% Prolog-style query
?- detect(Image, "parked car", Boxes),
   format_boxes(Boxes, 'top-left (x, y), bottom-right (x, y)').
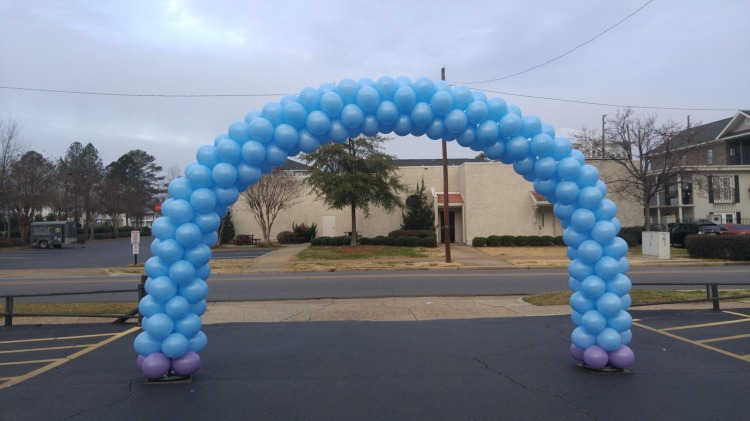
top-left (718, 224), bottom-right (750, 235)
top-left (669, 222), bottom-right (720, 247)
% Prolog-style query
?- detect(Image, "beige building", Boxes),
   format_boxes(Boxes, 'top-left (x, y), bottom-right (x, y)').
top-left (231, 158), bottom-right (644, 244)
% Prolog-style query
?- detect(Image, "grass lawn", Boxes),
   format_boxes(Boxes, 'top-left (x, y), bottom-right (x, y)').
top-left (296, 245), bottom-right (432, 261)
top-left (2, 302), bottom-right (135, 316)
top-left (523, 289), bottom-right (750, 306)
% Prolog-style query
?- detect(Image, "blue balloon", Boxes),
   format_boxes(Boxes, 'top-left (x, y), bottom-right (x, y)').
top-left (483, 141), bottom-right (506, 160)
top-left (577, 240), bottom-right (603, 264)
top-left (156, 239), bottom-right (184, 264)
top-left (334, 78), bottom-right (359, 104)
top-left (425, 119), bottom-right (446, 140)
top-left (570, 208), bottom-right (596, 232)
top-left (393, 85), bottom-right (417, 112)
top-left (445, 109), bottom-right (468, 134)
top-left (184, 243), bottom-right (212, 268)
top-left (216, 138), bottom-right (241, 164)
top-left (196, 144), bottom-right (217, 167)
top-left (581, 275), bottom-right (606, 298)
top-left (375, 101), bottom-right (399, 125)
top-left (553, 203), bottom-right (577, 221)
top-left (261, 102), bottom-right (284, 126)
top-left (571, 326), bottom-right (597, 349)
top-left (530, 133), bottom-right (554, 158)
top-left (466, 101), bottom-right (489, 125)
top-left (248, 117), bottom-right (274, 144)
top-left (273, 124), bottom-right (298, 149)
top-left (134, 331), bottom-right (162, 356)
top-left (591, 221), bottom-right (616, 245)
top-left (151, 216), bottom-right (177, 239)
top-left (551, 136), bottom-right (573, 160)
top-left (327, 120), bottom-right (349, 143)
top-left (569, 258), bottom-right (594, 281)
top-left (320, 91), bottom-right (344, 117)
top-left (165, 295), bottom-right (191, 320)
top-left (298, 129), bottom-right (321, 153)
top-left (486, 97), bottom-right (508, 121)
top-left (563, 227), bottom-right (590, 248)
top-left (596, 327), bottom-right (622, 351)
top-left (393, 115), bottom-right (413, 137)
top-left (169, 260), bottom-right (196, 286)
top-left (413, 77), bottom-right (437, 102)
top-left (596, 292), bottom-right (623, 317)
top-left (190, 299), bottom-right (207, 316)
top-left (340, 104), bottom-right (365, 129)
top-left (283, 101), bottom-right (307, 128)
top-left (576, 165), bottom-right (599, 187)
top-left (512, 155), bottom-right (535, 175)
top-left (175, 313), bottom-right (202, 337)
top-left (306, 110), bottom-right (331, 136)
top-left (499, 113), bottom-right (522, 137)
top-left (476, 120), bottom-right (499, 145)
top-left (534, 156), bottom-right (557, 180)
top-left (620, 329), bottom-right (633, 346)
top-left (595, 256), bottom-right (621, 280)
top-left (298, 87), bottom-right (321, 112)
top-left (179, 278), bottom-right (208, 303)
top-left (570, 291), bottom-right (596, 313)
top-left (582, 309), bottom-right (607, 333)
top-left (168, 178), bottom-right (194, 201)
top-left (375, 76), bottom-right (398, 100)
top-left (555, 181), bottom-right (580, 205)
top-left (595, 199), bottom-right (618, 221)
top-left (607, 273), bottom-right (633, 296)
top-left (568, 276), bottom-right (582, 292)
top-left (212, 162), bottom-right (238, 187)
top-left (456, 127), bottom-right (476, 148)
top-left (410, 102), bottom-right (433, 127)
top-left (139, 295), bottom-right (165, 318)
top-left (533, 177), bottom-right (557, 197)
top-left (603, 236), bottom-right (628, 259)
top-left (567, 246), bottom-right (578, 260)
top-left (520, 115), bottom-right (542, 138)
top-left (227, 121), bottom-right (250, 143)
top-left (166, 199), bottom-right (194, 225)
top-left (607, 310), bottom-right (633, 332)
top-left (193, 211), bottom-right (221, 234)
top-left (356, 85), bottom-right (380, 112)
top-left (145, 276), bottom-right (178, 302)
top-left (430, 90), bottom-right (454, 116)
top-left (557, 157), bottom-right (581, 180)
top-left (186, 164), bottom-right (213, 189)
top-left (214, 185), bottom-right (240, 207)
top-left (451, 85), bottom-right (473, 110)
top-left (145, 312), bottom-right (175, 340)
top-left (162, 332), bottom-right (190, 359)
top-left (144, 256), bottom-right (169, 278)
top-left (188, 330), bottom-right (208, 353)
top-left (506, 136), bottom-right (529, 159)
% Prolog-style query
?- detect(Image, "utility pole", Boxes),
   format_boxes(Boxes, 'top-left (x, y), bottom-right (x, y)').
top-left (441, 67), bottom-right (451, 263)
top-left (601, 114), bottom-right (607, 159)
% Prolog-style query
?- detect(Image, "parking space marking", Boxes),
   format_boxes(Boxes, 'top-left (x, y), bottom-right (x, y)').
top-left (723, 310), bottom-right (750, 319)
top-left (0, 333), bottom-right (116, 345)
top-left (697, 333), bottom-right (750, 344)
top-left (660, 318), bottom-right (750, 332)
top-left (634, 321), bottom-right (748, 362)
top-left (0, 326), bottom-right (139, 391)
top-left (0, 344), bottom-right (91, 354)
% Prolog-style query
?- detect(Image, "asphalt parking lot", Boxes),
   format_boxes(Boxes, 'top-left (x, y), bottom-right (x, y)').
top-left (1, 308), bottom-right (749, 420)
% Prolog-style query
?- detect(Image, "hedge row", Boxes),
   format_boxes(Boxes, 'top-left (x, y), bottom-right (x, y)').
top-left (472, 235), bottom-right (564, 247)
top-left (311, 235), bottom-right (437, 248)
top-left (686, 235), bottom-right (750, 260)
top-left (387, 230), bottom-right (436, 239)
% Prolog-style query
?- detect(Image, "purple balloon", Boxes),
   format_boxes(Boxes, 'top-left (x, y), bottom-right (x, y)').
top-left (569, 344), bottom-right (585, 362)
top-left (140, 352), bottom-right (170, 380)
top-left (583, 345), bottom-right (609, 370)
top-left (136, 354), bottom-right (145, 371)
top-left (171, 351), bottom-right (202, 376)
top-left (608, 345), bottom-right (635, 368)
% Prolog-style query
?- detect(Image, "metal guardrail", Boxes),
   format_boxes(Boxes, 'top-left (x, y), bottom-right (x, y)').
top-left (1, 276), bottom-right (146, 327)
top-left (631, 282), bottom-right (750, 310)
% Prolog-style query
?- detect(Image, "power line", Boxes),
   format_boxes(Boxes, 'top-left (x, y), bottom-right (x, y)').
top-left (475, 88), bottom-right (737, 112)
top-left (0, 83), bottom-right (738, 112)
top-left (0, 85), bottom-right (284, 98)
top-left (453, 0), bottom-right (655, 85)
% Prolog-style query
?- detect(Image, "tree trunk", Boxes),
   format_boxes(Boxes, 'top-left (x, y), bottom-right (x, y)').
top-left (350, 202), bottom-right (358, 246)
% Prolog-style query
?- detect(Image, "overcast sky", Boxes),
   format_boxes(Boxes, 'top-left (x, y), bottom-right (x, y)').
top-left (1, 0), bottom-right (747, 173)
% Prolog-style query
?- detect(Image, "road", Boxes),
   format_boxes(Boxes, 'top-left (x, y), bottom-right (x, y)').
top-left (2, 266), bottom-right (750, 303)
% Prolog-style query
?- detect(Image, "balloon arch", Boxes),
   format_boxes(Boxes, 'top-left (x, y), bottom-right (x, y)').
top-left (134, 76), bottom-right (635, 378)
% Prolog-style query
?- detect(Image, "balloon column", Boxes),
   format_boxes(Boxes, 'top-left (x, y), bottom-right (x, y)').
top-left (134, 76), bottom-right (634, 378)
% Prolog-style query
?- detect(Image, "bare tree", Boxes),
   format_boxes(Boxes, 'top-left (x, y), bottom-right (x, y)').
top-left (240, 170), bottom-right (304, 244)
top-left (0, 118), bottom-right (28, 237)
top-left (7, 151), bottom-right (53, 241)
top-left (573, 108), bottom-right (704, 229)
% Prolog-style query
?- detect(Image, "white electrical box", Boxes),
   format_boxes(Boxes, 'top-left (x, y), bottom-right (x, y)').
top-left (642, 232), bottom-right (670, 260)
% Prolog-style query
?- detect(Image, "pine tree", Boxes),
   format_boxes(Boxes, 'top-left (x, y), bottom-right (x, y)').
top-left (401, 178), bottom-right (435, 231)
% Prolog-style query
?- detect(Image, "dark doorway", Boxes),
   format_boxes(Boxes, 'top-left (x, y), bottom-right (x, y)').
top-left (439, 210), bottom-right (455, 243)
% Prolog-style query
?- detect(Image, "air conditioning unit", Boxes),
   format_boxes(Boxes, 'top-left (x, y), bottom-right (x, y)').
top-left (709, 214), bottom-right (723, 223)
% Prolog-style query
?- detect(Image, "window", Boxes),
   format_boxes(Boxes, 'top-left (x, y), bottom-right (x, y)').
top-left (711, 176), bottom-right (734, 204)
top-left (707, 149), bottom-right (714, 165)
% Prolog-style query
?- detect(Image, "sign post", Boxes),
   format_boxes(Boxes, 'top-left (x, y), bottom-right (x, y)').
top-left (131, 230), bottom-right (141, 265)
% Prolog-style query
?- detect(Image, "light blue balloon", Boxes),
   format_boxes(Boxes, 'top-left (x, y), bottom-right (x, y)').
top-left (575, 164), bottom-right (599, 187)
top-left (192, 211), bottom-right (220, 234)
top-left (571, 326), bottom-right (597, 349)
top-left (305, 110), bottom-right (330, 136)
top-left (139, 295), bottom-right (165, 318)
top-left (156, 239), bottom-right (184, 264)
top-left (620, 329), bottom-right (632, 345)
top-left (581, 275), bottom-right (606, 298)
top-left (425, 119), bottom-right (446, 140)
top-left (151, 216), bottom-right (177, 239)
top-left (213, 185), bottom-right (239, 207)
top-left (466, 101), bottom-right (489, 126)
top-left (563, 227), bottom-right (589, 248)
top-left (340, 104), bottom-right (365, 129)
top-left (456, 127), bottom-right (476, 148)
top-left (607, 310), bottom-right (633, 332)
top-left (175, 223), bottom-right (202, 248)
top-left (186, 164), bottom-right (213, 189)
top-left (216, 138), bottom-right (241, 164)
top-left (506, 136), bottom-right (529, 159)
top-left (542, 123), bottom-right (555, 138)
top-left (202, 230), bottom-right (219, 248)
top-left (551, 136), bottom-right (573, 160)
top-left (591, 221), bottom-right (616, 245)
top-left (184, 243), bottom-right (211, 268)
top-left (602, 236), bottom-right (628, 259)
top-left (175, 313), bottom-right (202, 337)
top-left (298, 129), bottom-right (321, 153)
top-left (566, 246), bottom-right (578, 260)
top-left (393, 85), bottom-right (417, 112)
top-left (571, 149), bottom-right (586, 165)
top-left (582, 309), bottom-right (607, 333)
top-left (168, 178), bottom-right (194, 201)
top-left (499, 113), bottom-right (522, 137)
top-left (520, 115), bottom-right (542, 138)
top-left (248, 117), bottom-right (274, 144)
top-left (241, 140), bottom-right (266, 165)
top-left (190, 299), bottom-right (207, 316)
top-left (320, 91), bottom-right (343, 117)
top-left (375, 76), bottom-right (398, 100)
top-left (595, 199), bottom-right (617, 221)
top-left (568, 258), bottom-right (594, 281)
top-left (145, 312), bottom-right (174, 340)
top-left (450, 85), bottom-right (473, 110)
top-left (413, 77), bottom-right (437, 102)
top-left (557, 157), bottom-right (581, 180)
top-left (393, 115), bottom-right (412, 137)
top-left (356, 85), bottom-right (380, 112)
top-left (553, 203), bottom-right (576, 221)
top-left (595, 256), bottom-right (621, 280)
top-left (162, 332), bottom-right (189, 359)
top-left (196, 144), bottom-right (217, 167)
top-left (619, 257), bottom-right (630, 274)
top-left (212, 162), bottom-right (238, 188)
top-left (529, 133), bottom-right (554, 158)
top-left (570, 208), bottom-right (596, 232)
top-left (512, 155), bottom-right (535, 175)
top-left (568, 276), bottom-right (582, 292)
top-left (444, 109), bottom-right (468, 134)
top-left (570, 291), bottom-right (596, 313)
top-left (476, 120), bottom-right (499, 145)
top-left (134, 331), bottom-right (162, 356)
top-left (555, 180), bottom-right (580, 205)
top-left (188, 330), bottom-right (208, 353)
top-left (166, 295), bottom-right (191, 320)
top-left (179, 278), bottom-right (208, 303)
top-left (273, 124), bottom-right (298, 149)
top-left (375, 101), bottom-right (399, 125)
top-left (430, 90), bottom-right (454, 116)
top-left (571, 310), bottom-right (583, 326)
top-left (334, 78), bottom-right (359, 104)
top-left (596, 327), bottom-right (622, 351)
top-left (144, 256), bottom-right (169, 278)
top-left (578, 240), bottom-right (603, 264)
top-left (327, 120), bottom-right (349, 143)
top-left (298, 87), bottom-right (321, 112)
top-left (607, 273), bottom-right (633, 296)
top-left (533, 177), bottom-right (557, 197)
top-left (534, 156), bottom-right (557, 180)
top-left (487, 97), bottom-right (508, 121)
top-left (145, 276), bottom-right (178, 302)
top-left (596, 292), bottom-right (622, 317)
top-left (169, 260), bottom-right (195, 286)
top-left (410, 102), bottom-right (433, 127)
top-left (283, 101), bottom-right (307, 128)
top-left (483, 141), bottom-right (506, 160)
top-left (236, 163), bottom-right (262, 188)
top-left (261, 102), bottom-right (284, 126)
top-left (227, 121), bottom-right (250, 144)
